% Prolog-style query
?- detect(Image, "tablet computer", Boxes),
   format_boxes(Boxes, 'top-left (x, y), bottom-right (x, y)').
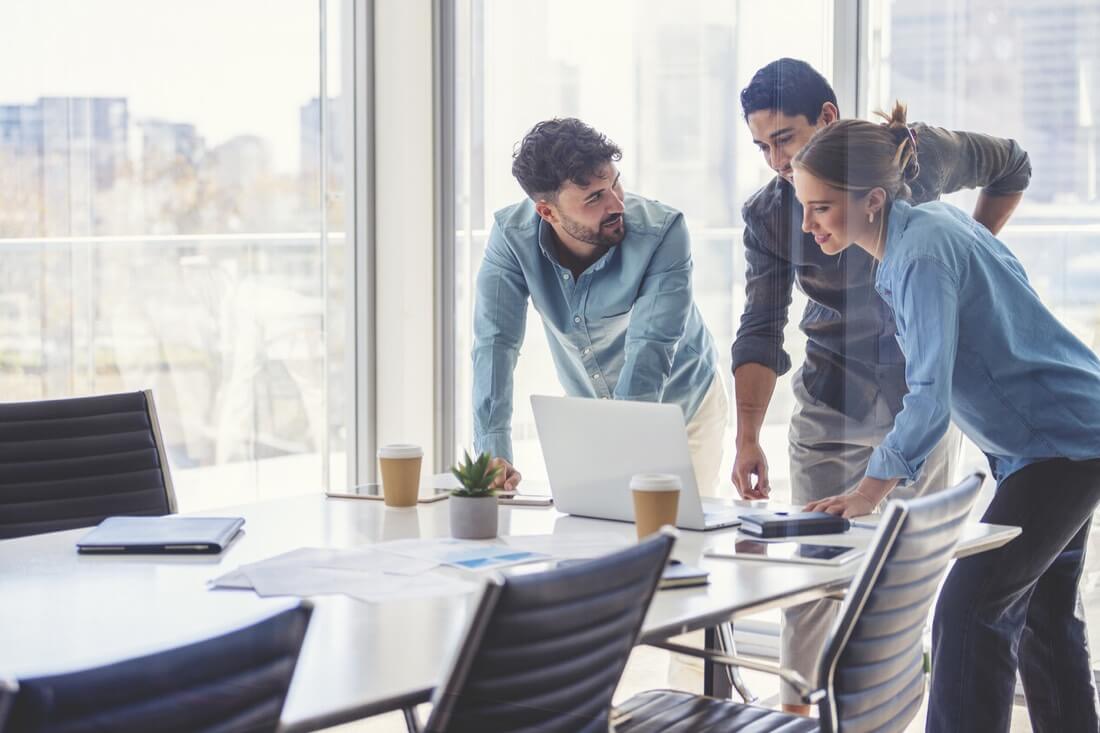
top-left (77, 516), bottom-right (245, 554)
top-left (705, 538), bottom-right (863, 566)
top-left (325, 483), bottom-right (450, 503)
top-left (497, 493), bottom-right (553, 507)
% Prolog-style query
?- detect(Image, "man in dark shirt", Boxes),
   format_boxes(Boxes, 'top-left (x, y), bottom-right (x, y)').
top-left (729, 58), bottom-right (1031, 713)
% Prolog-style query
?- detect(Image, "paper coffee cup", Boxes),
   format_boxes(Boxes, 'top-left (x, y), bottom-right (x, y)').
top-left (630, 473), bottom-right (680, 539)
top-left (378, 444), bottom-right (423, 508)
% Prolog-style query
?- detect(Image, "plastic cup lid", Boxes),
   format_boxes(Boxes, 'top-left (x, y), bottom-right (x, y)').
top-left (377, 444), bottom-right (424, 459)
top-left (629, 473), bottom-right (681, 491)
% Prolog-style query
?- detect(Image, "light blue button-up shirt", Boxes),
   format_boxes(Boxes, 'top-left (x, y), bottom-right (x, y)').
top-left (867, 199), bottom-right (1100, 484)
top-left (472, 193), bottom-right (718, 462)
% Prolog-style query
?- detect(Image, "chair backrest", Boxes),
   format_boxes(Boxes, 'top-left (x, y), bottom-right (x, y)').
top-left (425, 530), bottom-right (676, 733)
top-left (0, 389), bottom-right (177, 539)
top-left (0, 677), bottom-right (16, 733)
top-left (816, 472), bottom-right (985, 733)
top-left (7, 602), bottom-right (311, 733)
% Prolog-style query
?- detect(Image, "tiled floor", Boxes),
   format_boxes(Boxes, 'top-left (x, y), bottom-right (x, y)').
top-left (319, 640), bottom-right (1036, 732)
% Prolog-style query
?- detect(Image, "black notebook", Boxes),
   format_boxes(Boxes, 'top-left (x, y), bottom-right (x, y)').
top-left (659, 560), bottom-right (709, 589)
top-left (737, 511), bottom-right (850, 539)
top-left (77, 516), bottom-right (245, 554)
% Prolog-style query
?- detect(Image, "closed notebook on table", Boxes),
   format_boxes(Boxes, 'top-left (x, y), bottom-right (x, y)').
top-left (659, 560), bottom-right (709, 589)
top-left (76, 516), bottom-right (245, 554)
top-left (737, 511), bottom-right (849, 538)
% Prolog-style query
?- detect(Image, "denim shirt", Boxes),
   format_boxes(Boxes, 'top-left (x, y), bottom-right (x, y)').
top-left (867, 200), bottom-right (1100, 484)
top-left (472, 194), bottom-right (718, 462)
top-left (731, 124), bottom-right (1032, 420)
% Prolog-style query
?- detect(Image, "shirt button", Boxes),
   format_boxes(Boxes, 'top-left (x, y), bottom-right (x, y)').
top-left (592, 373), bottom-right (601, 380)
top-left (562, 273), bottom-right (570, 280)
top-left (573, 316), bottom-right (581, 324)
top-left (582, 348), bottom-right (590, 355)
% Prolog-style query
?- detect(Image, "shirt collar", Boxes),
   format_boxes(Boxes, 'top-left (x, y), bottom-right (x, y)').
top-left (536, 218), bottom-right (557, 261)
top-left (537, 217), bottom-right (618, 273)
top-left (878, 198), bottom-right (913, 289)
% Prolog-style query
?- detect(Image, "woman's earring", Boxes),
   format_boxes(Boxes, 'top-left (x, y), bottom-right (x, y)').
top-left (868, 212), bottom-right (875, 224)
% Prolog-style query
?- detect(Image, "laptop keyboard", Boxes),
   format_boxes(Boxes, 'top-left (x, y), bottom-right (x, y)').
top-left (701, 501), bottom-right (742, 522)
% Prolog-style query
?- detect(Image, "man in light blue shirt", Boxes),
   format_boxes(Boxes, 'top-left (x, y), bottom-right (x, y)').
top-left (472, 118), bottom-right (724, 492)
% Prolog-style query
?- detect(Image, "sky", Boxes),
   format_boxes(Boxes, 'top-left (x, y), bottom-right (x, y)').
top-left (0, 0), bottom-right (827, 178)
top-left (2, 0), bottom-right (339, 172)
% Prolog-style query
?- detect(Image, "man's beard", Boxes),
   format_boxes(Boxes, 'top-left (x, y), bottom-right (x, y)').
top-left (560, 212), bottom-right (626, 249)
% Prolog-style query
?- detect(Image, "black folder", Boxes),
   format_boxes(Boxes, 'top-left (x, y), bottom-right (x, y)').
top-left (737, 511), bottom-right (850, 538)
top-left (77, 516), bottom-right (245, 554)
top-left (659, 560), bottom-right (710, 589)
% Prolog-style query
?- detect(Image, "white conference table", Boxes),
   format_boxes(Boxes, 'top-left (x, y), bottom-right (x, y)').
top-left (0, 491), bottom-right (1020, 732)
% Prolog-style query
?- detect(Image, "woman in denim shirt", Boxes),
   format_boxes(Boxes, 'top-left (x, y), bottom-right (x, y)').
top-left (789, 104), bottom-right (1100, 732)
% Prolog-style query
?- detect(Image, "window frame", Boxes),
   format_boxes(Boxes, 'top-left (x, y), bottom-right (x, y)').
top-left (345, 0), bottom-right (378, 485)
top-left (433, 0), bottom-right (861, 471)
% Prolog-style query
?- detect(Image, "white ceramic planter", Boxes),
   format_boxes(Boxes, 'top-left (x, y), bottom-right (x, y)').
top-left (449, 495), bottom-right (499, 539)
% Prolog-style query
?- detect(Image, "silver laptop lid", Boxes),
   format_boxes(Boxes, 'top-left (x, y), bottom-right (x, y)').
top-left (530, 395), bottom-right (710, 530)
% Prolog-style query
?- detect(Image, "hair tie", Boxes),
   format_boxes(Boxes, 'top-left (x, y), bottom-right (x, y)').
top-left (892, 125), bottom-right (917, 171)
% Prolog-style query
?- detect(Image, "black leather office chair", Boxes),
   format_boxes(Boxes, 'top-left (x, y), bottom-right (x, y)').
top-left (614, 472), bottom-right (986, 733)
top-left (0, 676), bottom-right (16, 733)
top-left (408, 529), bottom-right (676, 733)
top-left (7, 602), bottom-right (311, 733)
top-left (0, 389), bottom-right (177, 539)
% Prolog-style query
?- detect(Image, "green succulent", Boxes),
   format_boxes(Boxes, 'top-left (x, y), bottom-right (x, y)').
top-left (450, 450), bottom-right (502, 498)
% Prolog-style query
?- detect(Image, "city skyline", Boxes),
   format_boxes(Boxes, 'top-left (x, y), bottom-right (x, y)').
top-left (2, 0), bottom-right (333, 174)
top-left (2, 0), bottom-right (1099, 495)
top-left (0, 94), bottom-right (341, 239)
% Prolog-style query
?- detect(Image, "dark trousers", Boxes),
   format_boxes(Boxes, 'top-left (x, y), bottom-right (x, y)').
top-left (928, 458), bottom-right (1100, 733)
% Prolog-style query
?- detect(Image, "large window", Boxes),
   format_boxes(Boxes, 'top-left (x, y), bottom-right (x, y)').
top-left (452, 0), bottom-right (832, 498)
top-left (867, 0), bottom-right (1100, 662)
top-left (867, 0), bottom-right (1100, 351)
top-left (0, 1), bottom-right (350, 509)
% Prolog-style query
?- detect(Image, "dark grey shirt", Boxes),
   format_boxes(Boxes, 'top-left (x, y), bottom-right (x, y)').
top-left (730, 123), bottom-right (1032, 420)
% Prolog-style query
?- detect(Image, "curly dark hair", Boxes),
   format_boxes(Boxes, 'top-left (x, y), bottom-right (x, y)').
top-left (740, 58), bottom-right (839, 123)
top-left (511, 118), bottom-right (622, 200)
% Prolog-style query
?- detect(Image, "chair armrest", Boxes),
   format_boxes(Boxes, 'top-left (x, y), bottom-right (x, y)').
top-left (648, 640), bottom-right (826, 705)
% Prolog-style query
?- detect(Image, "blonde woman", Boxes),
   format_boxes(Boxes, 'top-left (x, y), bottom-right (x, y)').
top-left (790, 104), bottom-right (1100, 732)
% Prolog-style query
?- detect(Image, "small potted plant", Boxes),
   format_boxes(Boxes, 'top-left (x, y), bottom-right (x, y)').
top-left (449, 450), bottom-right (501, 539)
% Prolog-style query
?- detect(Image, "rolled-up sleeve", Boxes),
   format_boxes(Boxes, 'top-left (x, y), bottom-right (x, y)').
top-left (730, 218), bottom-right (795, 376)
top-left (471, 224), bottom-right (529, 462)
top-left (613, 214), bottom-right (693, 403)
top-left (923, 126), bottom-right (1032, 197)
top-left (867, 257), bottom-right (958, 482)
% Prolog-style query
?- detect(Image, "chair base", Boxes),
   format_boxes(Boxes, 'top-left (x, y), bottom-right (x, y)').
top-left (613, 690), bottom-right (820, 732)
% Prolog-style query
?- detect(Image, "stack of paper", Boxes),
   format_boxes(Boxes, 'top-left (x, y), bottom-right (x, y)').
top-left (209, 535), bottom-right (626, 604)
top-left (210, 546), bottom-right (478, 603)
top-left (378, 538), bottom-right (550, 570)
top-left (499, 533), bottom-right (631, 560)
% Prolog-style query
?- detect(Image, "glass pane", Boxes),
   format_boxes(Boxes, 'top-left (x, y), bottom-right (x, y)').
top-left (0, 0), bottom-right (349, 509)
top-left (453, 0), bottom-right (831, 499)
top-left (868, 0), bottom-right (1100, 665)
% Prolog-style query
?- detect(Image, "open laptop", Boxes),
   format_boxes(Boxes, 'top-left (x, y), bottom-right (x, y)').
top-left (530, 395), bottom-right (741, 531)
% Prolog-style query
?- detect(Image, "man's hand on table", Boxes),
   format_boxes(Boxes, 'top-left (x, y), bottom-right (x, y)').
top-left (732, 440), bottom-right (771, 500)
